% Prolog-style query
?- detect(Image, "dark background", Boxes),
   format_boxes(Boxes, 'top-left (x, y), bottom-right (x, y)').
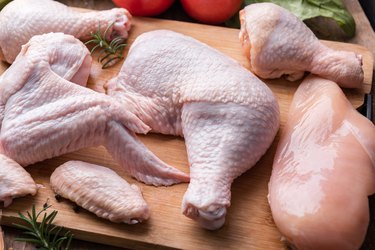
top-left (360, 0), bottom-right (375, 31)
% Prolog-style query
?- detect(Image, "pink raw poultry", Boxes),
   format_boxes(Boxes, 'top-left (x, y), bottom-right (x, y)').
top-left (269, 75), bottom-right (375, 249)
top-left (239, 3), bottom-right (363, 88)
top-left (0, 32), bottom-right (188, 186)
top-left (51, 161), bottom-right (150, 224)
top-left (106, 30), bottom-right (280, 230)
top-left (0, 0), bottom-right (131, 64)
top-left (0, 153), bottom-right (38, 207)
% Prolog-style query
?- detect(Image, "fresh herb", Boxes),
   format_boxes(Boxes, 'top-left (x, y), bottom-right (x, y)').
top-left (85, 22), bottom-right (127, 69)
top-left (12, 203), bottom-right (73, 250)
top-left (226, 0), bottom-right (355, 40)
top-left (0, 0), bottom-right (12, 11)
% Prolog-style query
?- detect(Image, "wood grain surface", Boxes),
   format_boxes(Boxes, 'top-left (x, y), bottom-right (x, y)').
top-left (0, 16), bottom-right (373, 249)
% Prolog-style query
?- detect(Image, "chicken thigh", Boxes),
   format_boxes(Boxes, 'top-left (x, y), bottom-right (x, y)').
top-left (51, 161), bottom-right (150, 224)
top-left (0, 0), bottom-right (131, 64)
top-left (106, 30), bottom-right (280, 229)
top-left (0, 32), bottom-right (188, 186)
top-left (239, 3), bottom-right (363, 88)
top-left (0, 153), bottom-right (38, 207)
top-left (269, 75), bottom-right (375, 249)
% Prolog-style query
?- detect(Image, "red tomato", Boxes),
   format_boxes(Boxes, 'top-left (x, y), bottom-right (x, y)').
top-left (181, 0), bottom-right (243, 24)
top-left (112, 0), bottom-right (175, 17)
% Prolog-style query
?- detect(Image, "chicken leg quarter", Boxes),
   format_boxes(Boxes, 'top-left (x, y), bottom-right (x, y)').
top-left (0, 0), bottom-right (132, 64)
top-left (106, 30), bottom-right (280, 229)
top-left (0, 32), bottom-right (188, 186)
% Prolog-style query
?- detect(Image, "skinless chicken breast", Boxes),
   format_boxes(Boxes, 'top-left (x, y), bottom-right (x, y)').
top-left (269, 75), bottom-right (375, 249)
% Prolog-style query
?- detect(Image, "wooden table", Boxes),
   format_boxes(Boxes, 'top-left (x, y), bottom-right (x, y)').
top-left (2, 0), bottom-right (375, 249)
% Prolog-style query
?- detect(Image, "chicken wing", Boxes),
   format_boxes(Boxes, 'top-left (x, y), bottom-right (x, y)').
top-left (0, 33), bottom-right (188, 186)
top-left (0, 154), bottom-right (38, 207)
top-left (51, 161), bottom-right (149, 224)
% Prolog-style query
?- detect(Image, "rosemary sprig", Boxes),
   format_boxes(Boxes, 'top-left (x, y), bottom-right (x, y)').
top-left (85, 22), bottom-right (127, 69)
top-left (12, 203), bottom-right (73, 250)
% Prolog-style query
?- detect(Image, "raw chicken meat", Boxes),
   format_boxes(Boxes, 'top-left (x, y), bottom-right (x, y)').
top-left (0, 0), bottom-right (132, 64)
top-left (0, 32), bottom-right (188, 186)
top-left (106, 30), bottom-right (280, 230)
top-left (239, 3), bottom-right (363, 88)
top-left (0, 153), bottom-right (38, 207)
top-left (51, 161), bottom-right (150, 224)
top-left (269, 75), bottom-right (375, 249)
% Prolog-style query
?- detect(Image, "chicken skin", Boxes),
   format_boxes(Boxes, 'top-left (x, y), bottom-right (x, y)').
top-left (0, 0), bottom-right (132, 64)
top-left (239, 3), bottom-right (363, 88)
top-left (0, 153), bottom-right (38, 207)
top-left (269, 75), bottom-right (375, 249)
top-left (0, 32), bottom-right (188, 186)
top-left (106, 30), bottom-right (280, 230)
top-left (51, 161), bottom-right (150, 224)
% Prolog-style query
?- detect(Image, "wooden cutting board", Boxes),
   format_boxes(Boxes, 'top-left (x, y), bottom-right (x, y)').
top-left (0, 17), bottom-right (373, 249)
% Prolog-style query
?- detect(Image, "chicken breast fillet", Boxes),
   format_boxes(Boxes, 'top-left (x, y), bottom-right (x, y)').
top-left (106, 30), bottom-right (280, 229)
top-left (269, 75), bottom-right (375, 249)
top-left (0, 153), bottom-right (38, 207)
top-left (51, 161), bottom-right (150, 224)
top-left (239, 3), bottom-right (363, 88)
top-left (0, 32), bottom-right (188, 186)
top-left (0, 0), bottom-right (132, 64)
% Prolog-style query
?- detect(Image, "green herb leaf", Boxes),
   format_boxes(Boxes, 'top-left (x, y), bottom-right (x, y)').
top-left (85, 22), bottom-right (127, 69)
top-left (0, 0), bottom-right (12, 11)
top-left (237, 0), bottom-right (355, 39)
top-left (13, 204), bottom-right (73, 250)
